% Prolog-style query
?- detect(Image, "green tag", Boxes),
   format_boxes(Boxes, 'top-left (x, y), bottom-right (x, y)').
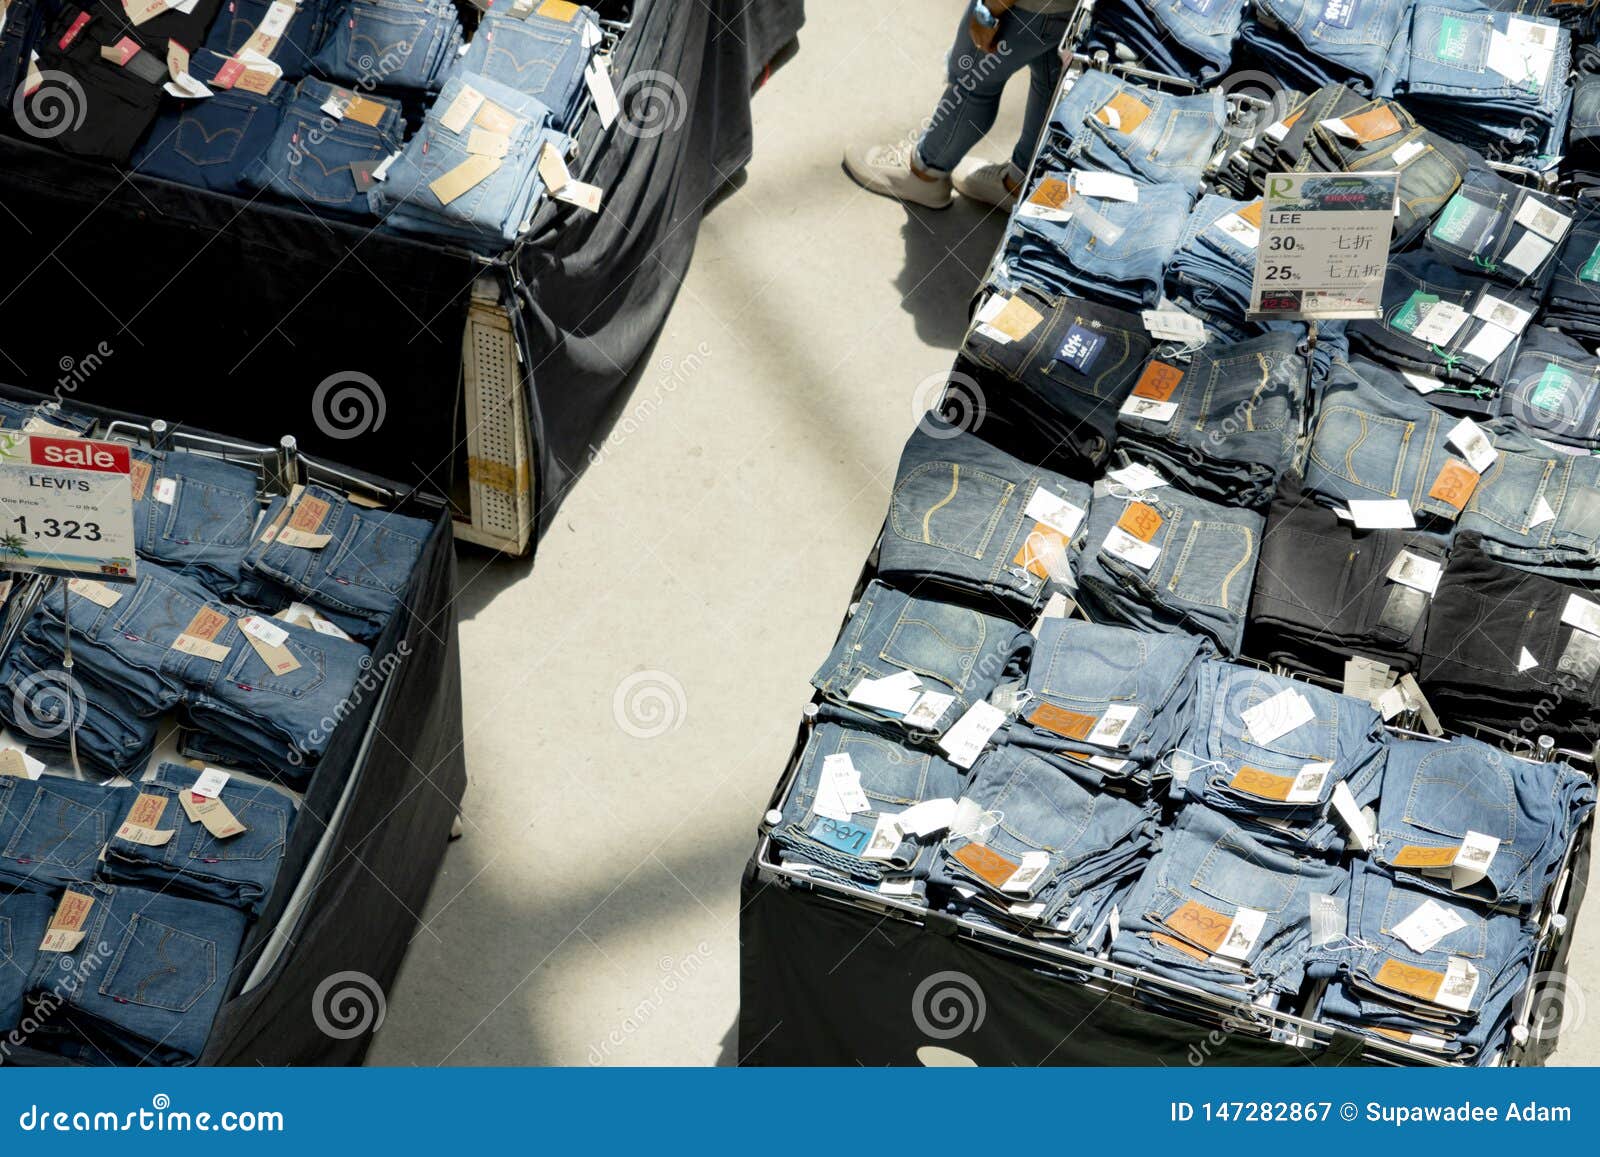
top-left (1581, 241), bottom-right (1600, 283)
top-left (1437, 14), bottom-right (1470, 62)
top-left (1394, 291), bottom-right (1440, 335)
top-left (1431, 193), bottom-right (1482, 247)
top-left (1530, 363), bottom-right (1575, 415)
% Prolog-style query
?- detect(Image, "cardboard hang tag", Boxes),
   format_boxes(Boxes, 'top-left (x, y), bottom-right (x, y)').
top-left (240, 616), bottom-right (301, 675)
top-left (179, 791), bottom-right (249, 839)
top-left (171, 606), bottom-right (234, 663)
top-left (68, 577), bottom-right (123, 608)
top-left (440, 84), bottom-right (487, 134)
top-left (40, 890), bottom-right (95, 953)
top-left (586, 56), bottom-right (619, 129)
top-left (0, 747), bottom-right (42, 780)
top-left (116, 792), bottom-right (176, 847)
top-left (429, 153), bottom-right (503, 206)
top-left (466, 127), bottom-right (510, 158)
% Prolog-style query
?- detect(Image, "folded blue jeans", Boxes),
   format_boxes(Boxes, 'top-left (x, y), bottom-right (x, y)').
top-left (31, 882), bottom-right (248, 1066)
top-left (241, 78), bottom-right (404, 216)
top-left (460, 6), bottom-right (597, 129)
top-left (128, 448), bottom-right (263, 596)
top-left (1041, 70), bottom-right (1224, 193)
top-left (1495, 324), bottom-right (1600, 448)
top-left (134, 84), bottom-right (288, 196)
top-left (0, 777), bottom-right (135, 894)
top-left (812, 580), bottom-right (1032, 738)
top-left (101, 763), bottom-right (297, 915)
top-left (204, 0), bottom-right (331, 80)
top-left (1372, 736), bottom-right (1595, 912)
top-left (0, 892), bottom-right (55, 1034)
top-left (311, 0), bottom-right (462, 90)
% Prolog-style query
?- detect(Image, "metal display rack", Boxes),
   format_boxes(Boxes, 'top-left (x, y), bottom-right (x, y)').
top-left (741, 0), bottom-right (1597, 1067)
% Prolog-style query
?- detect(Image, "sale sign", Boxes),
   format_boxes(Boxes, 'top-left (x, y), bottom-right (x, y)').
top-left (0, 431), bottom-right (136, 578)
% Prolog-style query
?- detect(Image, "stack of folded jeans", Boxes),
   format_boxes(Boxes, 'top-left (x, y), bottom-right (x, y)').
top-left (1304, 96), bottom-right (1473, 247)
top-left (205, 0), bottom-right (332, 81)
top-left (1247, 474), bottom-right (1447, 677)
top-left (31, 882), bottom-right (248, 1066)
top-left (1394, 0), bottom-right (1570, 168)
top-left (0, 892), bottom-right (54, 1035)
top-left (1454, 429), bottom-right (1600, 580)
top-left (0, 640), bottom-right (162, 774)
top-left (1422, 163), bottom-right (1570, 293)
top-left (0, 0), bottom-right (46, 102)
top-left (126, 449), bottom-right (263, 599)
top-left (243, 482), bottom-right (431, 640)
top-left (1112, 331), bottom-right (1308, 510)
top-left (368, 71), bottom-right (570, 249)
top-left (1495, 324), bottom-right (1600, 448)
top-left (1310, 865), bottom-right (1536, 1062)
top-left (1009, 617), bottom-right (1209, 792)
top-left (957, 285), bottom-right (1151, 474)
top-left (1110, 805), bottom-right (1350, 1002)
top-left (311, 0), bottom-right (462, 91)
top-left (1568, 42), bottom-right (1600, 182)
top-left (1239, 0), bottom-right (1413, 96)
top-left (879, 418), bottom-right (1091, 613)
top-left (1419, 534), bottom-right (1600, 745)
top-left (0, 776), bottom-right (133, 892)
top-left (1372, 735), bottom-right (1595, 911)
top-left (1086, 0), bottom-right (1248, 83)
top-left (1166, 194), bottom-right (1265, 326)
top-left (0, 398), bottom-right (93, 435)
top-left (461, 5), bottom-right (600, 130)
top-left (1221, 83), bottom-right (1362, 196)
top-left (929, 745), bottom-right (1161, 944)
top-left (20, 0), bottom-right (226, 162)
top-left (5, 560), bottom-right (375, 778)
top-left (1349, 252), bottom-right (1533, 399)
top-left (770, 722), bottom-right (965, 891)
top-left (811, 580), bottom-right (1032, 740)
top-left (1076, 479), bottom-right (1264, 654)
top-left (1039, 71), bottom-right (1226, 193)
top-left (101, 764), bottom-right (296, 915)
top-left (1171, 661), bottom-right (1387, 853)
top-left (1541, 200), bottom-right (1600, 344)
top-left (999, 172), bottom-right (1192, 309)
top-left (135, 75), bottom-right (289, 196)
top-left (241, 77), bottom-right (404, 217)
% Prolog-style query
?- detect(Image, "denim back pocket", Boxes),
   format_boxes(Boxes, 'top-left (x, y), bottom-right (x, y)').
top-left (1505, 354), bottom-right (1600, 440)
top-left (1038, 622), bottom-right (1144, 705)
top-left (1, 783), bottom-right (107, 871)
top-left (478, 24), bottom-right (568, 95)
top-left (1411, 4), bottom-right (1493, 72)
top-left (112, 574), bottom-right (212, 648)
top-left (1038, 318), bottom-right (1136, 401)
top-left (988, 759), bottom-right (1098, 857)
top-left (173, 95), bottom-right (262, 167)
top-left (1188, 831), bottom-right (1298, 915)
top-left (888, 460), bottom-right (1016, 561)
top-left (800, 728), bottom-right (936, 811)
top-left (345, 1), bottom-right (428, 74)
top-left (1140, 107), bottom-right (1216, 177)
top-left (224, 629), bottom-right (329, 698)
top-left (879, 601), bottom-right (987, 696)
top-left (159, 476), bottom-right (255, 547)
top-left (187, 798), bottom-right (288, 864)
top-left (1308, 405), bottom-right (1412, 498)
top-left (1166, 520), bottom-right (1255, 613)
top-left (1379, 889), bottom-right (1489, 959)
top-left (1401, 745), bottom-right (1516, 844)
top-left (1462, 447), bottom-right (1553, 536)
top-left (1217, 670), bottom-right (1341, 766)
top-left (325, 514), bottom-right (424, 594)
top-left (100, 914), bottom-right (217, 1014)
top-left (285, 119), bottom-right (388, 207)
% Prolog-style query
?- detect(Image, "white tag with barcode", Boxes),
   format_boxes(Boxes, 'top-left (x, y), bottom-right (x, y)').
top-left (1106, 462), bottom-right (1167, 493)
top-left (1562, 593), bottom-right (1600, 636)
top-left (1410, 301), bottom-right (1467, 344)
top-left (1332, 781), bottom-right (1374, 851)
top-left (1447, 417), bottom-right (1497, 472)
top-left (191, 768), bottom-right (230, 799)
top-left (902, 690), bottom-right (956, 731)
top-left (937, 700), bottom-right (1006, 769)
top-left (1452, 830), bottom-right (1501, 890)
top-left (1392, 898), bottom-right (1468, 954)
top-left (895, 797), bottom-right (957, 837)
top-left (1141, 309), bottom-right (1207, 344)
top-left (1025, 486), bottom-right (1086, 539)
top-left (1086, 703), bottom-right (1139, 749)
top-left (1102, 526), bottom-right (1160, 570)
top-left (1074, 171), bottom-right (1139, 201)
top-left (848, 669), bottom-right (923, 715)
top-left (1436, 956), bottom-right (1481, 1012)
top-left (1214, 906), bottom-right (1268, 961)
top-left (1241, 688), bottom-right (1315, 746)
top-left (1001, 850), bottom-right (1051, 894)
top-left (1386, 550), bottom-right (1442, 595)
top-left (240, 615), bottom-right (289, 649)
top-left (1309, 892), bottom-right (1346, 947)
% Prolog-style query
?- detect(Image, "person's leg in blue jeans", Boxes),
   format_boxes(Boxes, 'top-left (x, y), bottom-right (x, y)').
top-left (843, 3), bottom-right (1069, 210)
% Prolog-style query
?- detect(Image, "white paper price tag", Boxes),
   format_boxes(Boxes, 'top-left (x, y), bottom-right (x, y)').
top-left (1102, 526), bottom-right (1159, 570)
top-left (1001, 850), bottom-right (1051, 895)
top-left (1249, 170), bottom-right (1398, 320)
top-left (1087, 703), bottom-right (1139, 749)
top-left (937, 700), bottom-right (1006, 769)
top-left (1562, 593), bottom-right (1600, 637)
top-left (902, 690), bottom-right (955, 731)
top-left (1119, 395), bottom-right (1178, 423)
top-left (1391, 898), bottom-right (1468, 954)
top-left (1140, 309), bottom-right (1207, 343)
top-left (860, 813), bottom-right (904, 861)
top-left (1332, 781), bottom-right (1374, 851)
top-left (190, 768), bottom-right (230, 799)
top-left (1105, 462), bottom-right (1167, 493)
top-left (1452, 830), bottom-right (1501, 891)
top-left (1436, 956), bottom-right (1481, 1012)
top-left (1410, 300), bottom-right (1468, 345)
top-left (1214, 907), bottom-right (1268, 961)
top-left (1241, 688), bottom-right (1315, 746)
top-left (1073, 171), bottom-right (1139, 201)
top-left (848, 669), bottom-right (923, 715)
top-left (895, 797), bottom-right (957, 837)
top-left (1345, 499), bottom-right (1415, 529)
top-left (1447, 417), bottom-right (1497, 473)
top-left (1024, 486), bottom-right (1086, 539)
top-left (1386, 550), bottom-right (1442, 595)
top-left (240, 614), bottom-right (289, 649)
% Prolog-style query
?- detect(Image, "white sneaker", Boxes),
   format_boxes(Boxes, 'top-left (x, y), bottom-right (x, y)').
top-left (953, 157), bottom-right (1021, 209)
top-left (842, 142), bottom-right (954, 209)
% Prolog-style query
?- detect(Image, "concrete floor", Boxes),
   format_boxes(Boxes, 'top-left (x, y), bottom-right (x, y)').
top-left (366, 1), bottom-right (1600, 1066)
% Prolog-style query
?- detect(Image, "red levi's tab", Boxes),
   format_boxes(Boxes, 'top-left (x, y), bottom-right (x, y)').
top-left (28, 437), bottom-right (131, 474)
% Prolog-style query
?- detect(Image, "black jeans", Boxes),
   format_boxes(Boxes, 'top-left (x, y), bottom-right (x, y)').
top-left (1419, 533), bottom-right (1600, 748)
top-left (1245, 475), bottom-right (1445, 678)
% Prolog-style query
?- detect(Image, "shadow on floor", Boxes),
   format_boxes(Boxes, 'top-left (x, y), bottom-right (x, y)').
top-left (893, 196), bottom-right (1011, 350)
